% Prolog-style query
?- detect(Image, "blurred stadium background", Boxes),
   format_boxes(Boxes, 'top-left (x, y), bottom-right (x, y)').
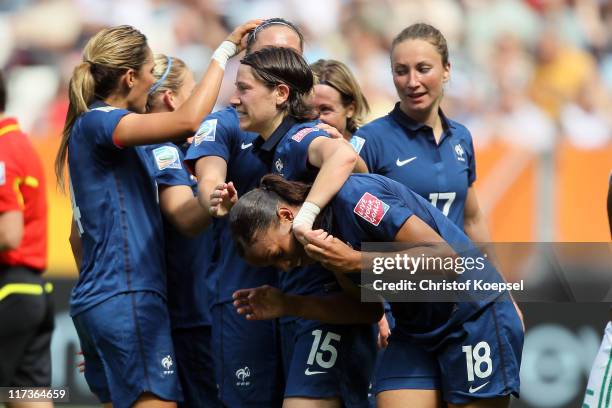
top-left (0, 0), bottom-right (610, 406)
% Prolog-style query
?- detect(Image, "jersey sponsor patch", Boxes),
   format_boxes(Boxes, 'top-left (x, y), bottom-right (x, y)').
top-left (291, 127), bottom-right (317, 142)
top-left (0, 162), bottom-right (4, 185)
top-left (349, 136), bottom-right (365, 154)
top-left (91, 106), bottom-right (119, 113)
top-left (152, 146), bottom-right (181, 170)
top-left (353, 192), bottom-right (390, 226)
top-left (194, 119), bottom-right (217, 146)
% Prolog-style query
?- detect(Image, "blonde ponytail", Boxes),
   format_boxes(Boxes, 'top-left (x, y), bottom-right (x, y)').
top-left (55, 62), bottom-right (95, 190)
top-left (55, 25), bottom-right (149, 191)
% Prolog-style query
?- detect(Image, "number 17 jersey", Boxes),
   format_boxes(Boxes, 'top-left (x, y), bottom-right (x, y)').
top-left (355, 103), bottom-right (476, 229)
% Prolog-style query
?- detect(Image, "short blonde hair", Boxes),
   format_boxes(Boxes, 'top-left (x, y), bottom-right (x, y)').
top-left (146, 54), bottom-right (189, 112)
top-left (310, 59), bottom-right (370, 133)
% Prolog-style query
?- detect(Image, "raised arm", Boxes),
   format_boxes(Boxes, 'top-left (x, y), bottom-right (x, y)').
top-left (113, 21), bottom-right (261, 147)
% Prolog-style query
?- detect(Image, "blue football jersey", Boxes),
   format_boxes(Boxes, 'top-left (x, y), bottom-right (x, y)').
top-left (256, 117), bottom-right (339, 301)
top-left (328, 174), bottom-right (506, 340)
top-left (184, 107), bottom-right (278, 305)
top-left (68, 102), bottom-right (184, 316)
top-left (356, 104), bottom-right (476, 229)
top-left (139, 141), bottom-right (214, 329)
top-left (265, 119), bottom-right (328, 183)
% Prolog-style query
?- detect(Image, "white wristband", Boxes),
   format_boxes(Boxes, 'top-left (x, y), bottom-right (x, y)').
top-left (211, 40), bottom-right (238, 70)
top-left (293, 201), bottom-right (321, 231)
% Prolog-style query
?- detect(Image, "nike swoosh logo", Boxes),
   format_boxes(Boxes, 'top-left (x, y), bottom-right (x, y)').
top-left (468, 381), bottom-right (489, 393)
top-left (396, 156), bottom-right (417, 166)
top-left (304, 368), bottom-right (326, 376)
top-left (241, 142), bottom-right (253, 149)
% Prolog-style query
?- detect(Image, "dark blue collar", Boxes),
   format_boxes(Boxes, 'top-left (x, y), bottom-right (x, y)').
top-left (390, 102), bottom-right (455, 136)
top-left (258, 115), bottom-right (298, 152)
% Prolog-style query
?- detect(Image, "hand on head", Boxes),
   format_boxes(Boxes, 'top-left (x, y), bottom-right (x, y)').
top-left (227, 19), bottom-right (264, 53)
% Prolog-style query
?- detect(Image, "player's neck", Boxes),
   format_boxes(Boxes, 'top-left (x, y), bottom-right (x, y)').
top-left (0, 113), bottom-right (5, 121)
top-left (400, 102), bottom-right (442, 142)
top-left (260, 113), bottom-right (286, 140)
top-left (342, 130), bottom-right (352, 142)
top-left (103, 95), bottom-right (129, 110)
top-left (400, 102), bottom-right (436, 127)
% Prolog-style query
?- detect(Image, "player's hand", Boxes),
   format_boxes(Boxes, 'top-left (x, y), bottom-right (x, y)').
top-left (303, 229), bottom-right (360, 273)
top-left (377, 315), bottom-right (391, 349)
top-left (232, 285), bottom-right (287, 320)
top-left (315, 123), bottom-right (345, 140)
top-left (76, 350), bottom-right (85, 373)
top-left (209, 181), bottom-right (238, 218)
top-left (226, 19), bottom-right (263, 53)
top-left (292, 223), bottom-right (311, 246)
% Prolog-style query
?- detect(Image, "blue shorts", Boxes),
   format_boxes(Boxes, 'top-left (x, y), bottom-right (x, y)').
top-left (375, 301), bottom-right (523, 404)
top-left (72, 291), bottom-right (182, 408)
top-left (281, 319), bottom-right (376, 407)
top-left (211, 301), bottom-right (284, 407)
top-left (172, 325), bottom-right (222, 408)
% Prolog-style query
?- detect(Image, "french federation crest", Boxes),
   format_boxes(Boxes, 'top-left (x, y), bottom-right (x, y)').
top-left (454, 143), bottom-right (466, 162)
top-left (235, 366), bottom-right (252, 387)
top-left (160, 354), bottom-right (175, 376)
top-left (275, 158), bottom-right (284, 174)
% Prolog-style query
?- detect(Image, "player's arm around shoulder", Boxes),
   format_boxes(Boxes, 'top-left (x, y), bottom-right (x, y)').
top-left (304, 136), bottom-right (358, 209)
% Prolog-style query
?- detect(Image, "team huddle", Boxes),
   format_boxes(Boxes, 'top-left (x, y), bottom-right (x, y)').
top-left (56, 17), bottom-right (524, 408)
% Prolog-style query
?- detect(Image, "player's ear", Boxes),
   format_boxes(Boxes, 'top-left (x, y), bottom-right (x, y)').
top-left (125, 68), bottom-right (137, 89)
top-left (345, 101), bottom-right (355, 119)
top-left (162, 90), bottom-right (177, 111)
top-left (275, 84), bottom-right (290, 106)
top-left (277, 207), bottom-right (294, 222)
top-left (442, 62), bottom-right (450, 83)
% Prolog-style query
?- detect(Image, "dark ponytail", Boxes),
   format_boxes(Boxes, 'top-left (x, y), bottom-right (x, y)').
top-left (230, 175), bottom-right (311, 255)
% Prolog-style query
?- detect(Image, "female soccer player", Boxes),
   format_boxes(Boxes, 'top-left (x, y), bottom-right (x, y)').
top-left (355, 23), bottom-right (487, 241)
top-left (230, 174), bottom-right (524, 408)
top-left (55, 22), bottom-right (257, 408)
top-left (355, 23), bottom-right (523, 329)
top-left (310, 59), bottom-right (370, 144)
top-left (310, 58), bottom-right (395, 352)
top-left (144, 54), bottom-right (221, 407)
top-left (184, 19), bottom-right (304, 407)
top-left (186, 29), bottom-right (377, 407)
